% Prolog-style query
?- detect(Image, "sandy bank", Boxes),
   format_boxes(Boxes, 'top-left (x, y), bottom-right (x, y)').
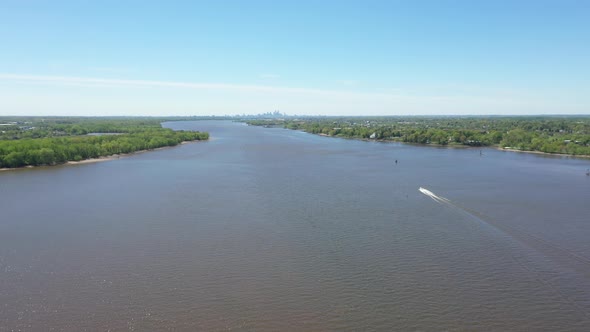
top-left (496, 147), bottom-right (590, 159)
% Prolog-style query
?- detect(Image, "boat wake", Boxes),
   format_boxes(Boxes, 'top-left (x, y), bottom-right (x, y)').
top-left (418, 187), bottom-right (451, 204)
top-left (418, 187), bottom-right (590, 272)
top-left (418, 186), bottom-right (590, 320)
top-left (418, 186), bottom-right (590, 272)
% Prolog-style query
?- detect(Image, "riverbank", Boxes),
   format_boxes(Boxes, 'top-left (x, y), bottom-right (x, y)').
top-left (247, 116), bottom-right (590, 159)
top-left (497, 147), bottom-right (590, 159)
top-left (314, 131), bottom-right (590, 158)
top-left (0, 140), bottom-right (204, 172)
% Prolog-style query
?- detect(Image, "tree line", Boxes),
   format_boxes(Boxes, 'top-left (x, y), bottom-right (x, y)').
top-left (246, 116), bottom-right (590, 156)
top-left (0, 117), bottom-right (208, 168)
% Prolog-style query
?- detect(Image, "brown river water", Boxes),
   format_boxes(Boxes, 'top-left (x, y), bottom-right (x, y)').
top-left (1, 120), bottom-right (590, 331)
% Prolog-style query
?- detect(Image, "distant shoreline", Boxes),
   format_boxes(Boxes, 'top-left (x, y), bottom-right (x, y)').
top-left (313, 131), bottom-right (590, 159)
top-left (0, 140), bottom-right (202, 172)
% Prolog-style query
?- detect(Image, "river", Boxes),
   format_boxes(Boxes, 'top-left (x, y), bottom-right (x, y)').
top-left (1, 120), bottom-right (589, 331)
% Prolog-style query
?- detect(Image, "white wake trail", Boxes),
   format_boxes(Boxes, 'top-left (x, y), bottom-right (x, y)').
top-left (419, 187), bottom-right (451, 204)
top-left (417, 186), bottom-right (590, 319)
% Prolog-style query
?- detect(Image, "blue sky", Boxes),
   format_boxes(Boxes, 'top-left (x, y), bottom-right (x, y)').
top-left (1, 0), bottom-right (589, 116)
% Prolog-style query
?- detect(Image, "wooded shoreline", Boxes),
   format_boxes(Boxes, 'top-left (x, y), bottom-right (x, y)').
top-left (0, 140), bottom-right (204, 172)
top-left (246, 116), bottom-right (590, 158)
top-left (0, 117), bottom-right (209, 169)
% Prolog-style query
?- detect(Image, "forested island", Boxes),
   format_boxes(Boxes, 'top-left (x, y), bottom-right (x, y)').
top-left (0, 117), bottom-right (208, 169)
top-left (246, 116), bottom-right (590, 156)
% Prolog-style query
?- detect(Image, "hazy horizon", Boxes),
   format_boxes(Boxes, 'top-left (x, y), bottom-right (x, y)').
top-left (3, 113), bottom-right (590, 118)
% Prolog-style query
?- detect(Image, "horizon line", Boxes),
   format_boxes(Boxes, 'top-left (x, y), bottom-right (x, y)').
top-left (2, 113), bottom-right (589, 118)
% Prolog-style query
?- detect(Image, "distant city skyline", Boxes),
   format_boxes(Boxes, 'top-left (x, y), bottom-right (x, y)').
top-left (1, 0), bottom-right (588, 116)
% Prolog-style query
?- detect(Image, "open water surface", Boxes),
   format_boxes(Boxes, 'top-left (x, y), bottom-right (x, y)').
top-left (1, 120), bottom-right (590, 331)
